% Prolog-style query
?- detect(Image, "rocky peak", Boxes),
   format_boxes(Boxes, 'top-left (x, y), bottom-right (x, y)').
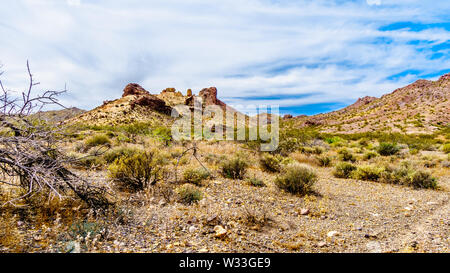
top-left (122, 83), bottom-right (150, 97)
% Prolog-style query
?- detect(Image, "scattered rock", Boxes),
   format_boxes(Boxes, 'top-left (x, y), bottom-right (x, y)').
top-left (327, 231), bottom-right (339, 238)
top-left (214, 225), bottom-right (227, 238)
top-left (300, 208), bottom-right (310, 215)
top-left (366, 241), bottom-right (382, 253)
top-left (318, 241), bottom-right (327, 247)
top-left (188, 226), bottom-right (197, 233)
top-left (65, 241), bottom-right (81, 253)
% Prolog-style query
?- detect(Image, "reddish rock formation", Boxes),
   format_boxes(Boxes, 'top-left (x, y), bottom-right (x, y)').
top-left (123, 83), bottom-right (150, 97)
top-left (185, 87), bottom-right (226, 109)
top-left (187, 89), bottom-right (193, 97)
top-left (130, 95), bottom-right (172, 114)
top-left (283, 114), bottom-right (293, 119)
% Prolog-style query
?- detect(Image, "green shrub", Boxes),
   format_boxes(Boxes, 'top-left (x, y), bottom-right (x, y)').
top-left (84, 134), bottom-right (111, 149)
top-left (302, 146), bottom-right (324, 155)
top-left (377, 142), bottom-right (399, 156)
top-left (259, 154), bottom-right (281, 173)
top-left (363, 151), bottom-right (378, 160)
top-left (183, 167), bottom-right (210, 186)
top-left (108, 151), bottom-right (164, 192)
top-left (408, 171), bottom-right (437, 189)
top-left (338, 149), bottom-right (356, 162)
top-left (247, 177), bottom-right (266, 187)
top-left (275, 164), bottom-right (317, 195)
top-left (103, 146), bottom-right (140, 163)
top-left (352, 165), bottom-right (384, 181)
top-left (380, 165), bottom-right (438, 189)
top-left (221, 155), bottom-right (249, 179)
top-left (315, 155), bottom-right (332, 167)
top-left (152, 126), bottom-right (172, 145)
top-left (177, 184), bottom-right (203, 204)
top-left (443, 143), bottom-right (450, 154)
top-left (333, 162), bottom-right (357, 178)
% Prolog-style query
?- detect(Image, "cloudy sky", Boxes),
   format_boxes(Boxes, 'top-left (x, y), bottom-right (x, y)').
top-left (0, 0), bottom-right (449, 115)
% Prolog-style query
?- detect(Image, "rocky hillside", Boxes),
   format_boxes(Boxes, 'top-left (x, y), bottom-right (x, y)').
top-left (67, 84), bottom-right (241, 127)
top-left (291, 73), bottom-right (450, 134)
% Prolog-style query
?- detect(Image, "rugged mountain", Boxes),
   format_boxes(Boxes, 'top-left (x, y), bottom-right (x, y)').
top-left (292, 73), bottom-right (450, 134)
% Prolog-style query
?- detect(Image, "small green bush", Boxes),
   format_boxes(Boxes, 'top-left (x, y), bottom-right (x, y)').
top-left (275, 164), bottom-right (317, 195)
top-left (247, 177), bottom-right (266, 187)
top-left (408, 171), bottom-right (437, 189)
top-left (338, 149), bottom-right (356, 162)
top-left (221, 155), bottom-right (249, 179)
top-left (443, 143), bottom-right (450, 154)
top-left (379, 165), bottom-right (438, 189)
top-left (352, 165), bottom-right (384, 181)
top-left (363, 151), bottom-right (378, 160)
top-left (315, 155), bottom-right (332, 167)
top-left (84, 134), bottom-right (111, 149)
top-left (259, 154), bottom-right (281, 173)
top-left (333, 162), bottom-right (357, 178)
top-left (177, 184), bottom-right (203, 204)
top-left (108, 151), bottom-right (164, 192)
top-left (103, 146), bottom-right (139, 163)
top-left (183, 167), bottom-right (210, 185)
top-left (377, 142), bottom-right (399, 156)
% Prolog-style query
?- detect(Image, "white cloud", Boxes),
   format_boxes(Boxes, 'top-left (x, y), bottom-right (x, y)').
top-left (367, 0), bottom-right (382, 6)
top-left (0, 0), bottom-right (449, 113)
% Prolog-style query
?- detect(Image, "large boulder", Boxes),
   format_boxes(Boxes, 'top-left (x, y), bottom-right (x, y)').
top-left (123, 83), bottom-right (150, 97)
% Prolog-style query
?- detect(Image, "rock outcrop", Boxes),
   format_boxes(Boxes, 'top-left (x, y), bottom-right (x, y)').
top-left (122, 83), bottom-right (150, 97)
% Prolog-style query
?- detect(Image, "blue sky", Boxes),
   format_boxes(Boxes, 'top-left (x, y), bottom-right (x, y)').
top-left (0, 0), bottom-right (449, 115)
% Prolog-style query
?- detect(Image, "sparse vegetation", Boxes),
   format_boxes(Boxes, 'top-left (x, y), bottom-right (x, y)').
top-left (259, 154), bottom-right (281, 172)
top-left (176, 184), bottom-right (203, 204)
top-left (377, 142), bottom-right (400, 156)
top-left (183, 167), bottom-right (210, 186)
top-left (108, 151), bottom-right (165, 192)
top-left (333, 162), bottom-right (357, 178)
top-left (220, 155), bottom-right (249, 179)
top-left (275, 164), bottom-right (317, 195)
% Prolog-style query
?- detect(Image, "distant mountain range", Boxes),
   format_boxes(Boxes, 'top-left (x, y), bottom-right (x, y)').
top-left (48, 72), bottom-right (449, 134)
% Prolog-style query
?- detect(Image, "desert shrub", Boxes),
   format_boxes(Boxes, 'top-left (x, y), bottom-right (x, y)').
top-left (377, 142), bottom-right (399, 156)
top-left (380, 165), bottom-right (438, 189)
top-left (152, 126), bottom-right (172, 145)
top-left (333, 162), bottom-right (357, 178)
top-left (275, 164), bottom-right (317, 195)
top-left (120, 122), bottom-right (151, 135)
top-left (103, 146), bottom-right (140, 163)
top-left (183, 167), bottom-right (210, 185)
top-left (324, 136), bottom-right (343, 145)
top-left (177, 184), bottom-right (203, 204)
top-left (315, 155), bottom-right (332, 167)
top-left (358, 138), bottom-right (369, 147)
top-left (338, 149), bottom-right (356, 162)
top-left (363, 151), bottom-right (378, 160)
top-left (352, 165), bottom-right (384, 181)
top-left (409, 148), bottom-right (419, 155)
top-left (221, 155), bottom-right (249, 179)
top-left (408, 171), bottom-right (437, 189)
top-left (108, 151), bottom-right (164, 192)
top-left (302, 146), bottom-right (324, 155)
top-left (84, 134), bottom-right (111, 150)
top-left (276, 137), bottom-right (300, 156)
top-left (259, 154), bottom-right (281, 173)
top-left (443, 143), bottom-right (450, 154)
top-left (247, 177), bottom-right (266, 187)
